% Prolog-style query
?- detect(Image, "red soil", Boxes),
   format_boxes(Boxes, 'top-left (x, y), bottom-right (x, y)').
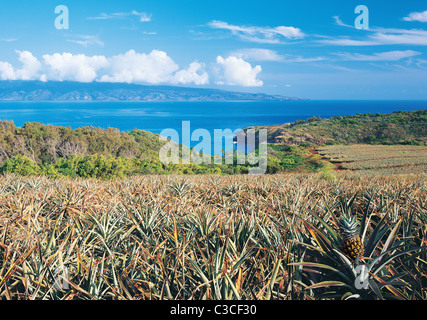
top-left (306, 148), bottom-right (346, 171)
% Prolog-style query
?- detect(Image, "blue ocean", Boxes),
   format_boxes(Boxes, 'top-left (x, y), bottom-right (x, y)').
top-left (1, 100), bottom-right (426, 154)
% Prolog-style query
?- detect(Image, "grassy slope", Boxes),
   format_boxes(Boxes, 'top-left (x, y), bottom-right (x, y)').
top-left (246, 110), bottom-right (427, 146)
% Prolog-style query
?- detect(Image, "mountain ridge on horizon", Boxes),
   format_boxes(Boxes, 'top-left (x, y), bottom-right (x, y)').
top-left (0, 80), bottom-right (307, 102)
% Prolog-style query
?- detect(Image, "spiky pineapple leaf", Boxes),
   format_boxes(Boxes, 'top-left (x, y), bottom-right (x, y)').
top-left (288, 262), bottom-right (339, 273)
top-left (370, 245), bottom-right (427, 276)
top-left (305, 281), bottom-right (350, 290)
top-left (364, 214), bottom-right (390, 258)
top-left (306, 210), bottom-right (341, 246)
top-left (381, 219), bottom-right (402, 256)
top-left (301, 220), bottom-right (332, 253)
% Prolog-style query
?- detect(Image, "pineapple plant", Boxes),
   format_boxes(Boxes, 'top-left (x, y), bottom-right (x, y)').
top-left (338, 215), bottom-right (365, 260)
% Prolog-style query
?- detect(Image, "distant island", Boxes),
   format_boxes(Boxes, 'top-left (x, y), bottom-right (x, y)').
top-left (0, 80), bottom-right (307, 102)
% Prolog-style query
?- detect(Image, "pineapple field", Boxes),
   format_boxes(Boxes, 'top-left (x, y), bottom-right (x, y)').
top-left (0, 172), bottom-right (425, 300)
top-left (316, 145), bottom-right (427, 174)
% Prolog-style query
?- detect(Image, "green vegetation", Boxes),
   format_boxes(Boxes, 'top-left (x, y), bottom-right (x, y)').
top-left (0, 110), bottom-right (425, 178)
top-left (250, 110), bottom-right (427, 146)
top-left (0, 121), bottom-right (246, 177)
top-left (0, 121), bottom-right (165, 164)
top-left (0, 120), bottom-right (330, 178)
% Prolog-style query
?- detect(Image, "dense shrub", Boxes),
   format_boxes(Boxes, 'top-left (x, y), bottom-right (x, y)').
top-left (0, 155), bottom-right (41, 176)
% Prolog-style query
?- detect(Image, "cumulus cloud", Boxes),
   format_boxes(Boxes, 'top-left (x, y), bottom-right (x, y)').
top-left (0, 61), bottom-right (16, 80)
top-left (172, 61), bottom-right (209, 85)
top-left (208, 20), bottom-right (304, 43)
top-left (403, 10), bottom-right (427, 22)
top-left (15, 50), bottom-right (42, 80)
top-left (0, 49), bottom-right (211, 85)
top-left (0, 50), bottom-right (41, 80)
top-left (99, 49), bottom-right (179, 84)
top-left (216, 55), bottom-right (263, 87)
top-left (101, 50), bottom-right (209, 85)
top-left (42, 52), bottom-right (109, 82)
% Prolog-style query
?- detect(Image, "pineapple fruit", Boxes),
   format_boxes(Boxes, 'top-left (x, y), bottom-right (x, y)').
top-left (338, 215), bottom-right (365, 260)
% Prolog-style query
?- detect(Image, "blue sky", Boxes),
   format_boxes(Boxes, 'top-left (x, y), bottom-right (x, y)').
top-left (0, 0), bottom-right (427, 99)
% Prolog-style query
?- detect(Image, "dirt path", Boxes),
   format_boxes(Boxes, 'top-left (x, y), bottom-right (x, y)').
top-left (306, 148), bottom-right (346, 171)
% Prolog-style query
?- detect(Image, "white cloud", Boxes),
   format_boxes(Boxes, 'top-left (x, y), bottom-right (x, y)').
top-left (67, 35), bottom-right (104, 47)
top-left (0, 50), bottom-right (41, 80)
top-left (335, 50), bottom-right (421, 61)
top-left (136, 11), bottom-right (152, 22)
top-left (281, 55), bottom-right (326, 63)
top-left (333, 16), bottom-right (352, 28)
top-left (415, 58), bottom-right (427, 68)
top-left (0, 61), bottom-right (16, 80)
top-left (42, 52), bottom-right (109, 82)
top-left (99, 49), bottom-right (179, 84)
top-left (87, 13), bottom-right (116, 20)
top-left (207, 20), bottom-right (304, 43)
top-left (172, 61), bottom-right (209, 85)
top-left (88, 10), bottom-right (151, 22)
top-left (216, 55), bottom-right (263, 87)
top-left (403, 10), bottom-right (427, 22)
top-left (230, 48), bottom-right (325, 63)
top-left (370, 29), bottom-right (427, 45)
top-left (0, 50), bottom-right (225, 86)
top-left (15, 50), bottom-right (42, 80)
top-left (231, 48), bottom-right (284, 61)
top-left (273, 26), bottom-right (305, 39)
top-left (319, 27), bottom-right (427, 46)
top-left (319, 37), bottom-right (377, 46)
